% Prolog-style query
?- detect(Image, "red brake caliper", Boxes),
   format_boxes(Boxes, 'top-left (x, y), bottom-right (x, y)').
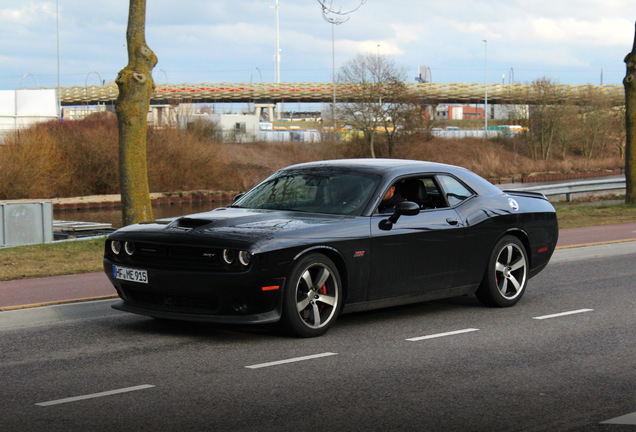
top-left (318, 284), bottom-right (327, 311)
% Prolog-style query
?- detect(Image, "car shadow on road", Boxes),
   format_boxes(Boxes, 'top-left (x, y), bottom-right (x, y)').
top-left (107, 294), bottom-right (486, 341)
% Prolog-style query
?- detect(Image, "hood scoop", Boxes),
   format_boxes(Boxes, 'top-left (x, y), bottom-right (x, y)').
top-left (169, 217), bottom-right (212, 230)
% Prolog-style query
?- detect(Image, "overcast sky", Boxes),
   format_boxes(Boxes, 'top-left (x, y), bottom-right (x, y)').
top-left (1, 0), bottom-right (634, 90)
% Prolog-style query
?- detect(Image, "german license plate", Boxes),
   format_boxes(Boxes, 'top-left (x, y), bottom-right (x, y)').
top-left (113, 265), bottom-right (148, 284)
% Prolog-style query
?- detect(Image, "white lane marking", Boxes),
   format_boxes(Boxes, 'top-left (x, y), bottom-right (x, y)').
top-left (35, 384), bottom-right (155, 407)
top-left (533, 309), bottom-right (594, 320)
top-left (406, 328), bottom-right (479, 342)
top-left (601, 411), bottom-right (636, 425)
top-left (245, 352), bottom-right (338, 369)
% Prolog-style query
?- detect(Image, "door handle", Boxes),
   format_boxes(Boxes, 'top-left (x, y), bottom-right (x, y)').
top-left (446, 217), bottom-right (459, 226)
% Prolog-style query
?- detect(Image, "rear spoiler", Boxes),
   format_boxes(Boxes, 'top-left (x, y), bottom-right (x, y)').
top-left (502, 190), bottom-right (548, 200)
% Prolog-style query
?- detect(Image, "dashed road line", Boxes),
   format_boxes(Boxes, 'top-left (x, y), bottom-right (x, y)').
top-left (245, 352), bottom-right (338, 369)
top-left (35, 384), bottom-right (155, 407)
top-left (406, 328), bottom-right (479, 342)
top-left (601, 411), bottom-right (636, 425)
top-left (533, 309), bottom-right (594, 320)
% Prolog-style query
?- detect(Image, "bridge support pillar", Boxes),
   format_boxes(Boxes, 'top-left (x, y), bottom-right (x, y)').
top-left (254, 103), bottom-right (277, 121)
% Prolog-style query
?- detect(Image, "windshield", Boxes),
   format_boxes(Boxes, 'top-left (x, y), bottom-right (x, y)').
top-left (233, 168), bottom-right (380, 215)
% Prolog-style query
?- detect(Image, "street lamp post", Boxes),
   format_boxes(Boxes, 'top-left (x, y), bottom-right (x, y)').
top-left (318, 0), bottom-right (366, 138)
top-left (483, 39), bottom-right (488, 137)
top-left (56, 0), bottom-right (61, 118)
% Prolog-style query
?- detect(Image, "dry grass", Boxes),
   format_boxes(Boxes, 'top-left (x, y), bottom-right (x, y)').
top-left (0, 115), bottom-right (625, 200)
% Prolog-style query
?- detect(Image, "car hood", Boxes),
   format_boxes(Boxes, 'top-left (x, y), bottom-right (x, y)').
top-left (113, 207), bottom-right (363, 252)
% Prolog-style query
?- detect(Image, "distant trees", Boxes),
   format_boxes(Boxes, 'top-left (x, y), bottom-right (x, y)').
top-left (337, 53), bottom-right (410, 157)
top-left (523, 78), bottom-right (566, 160)
top-left (522, 78), bottom-right (624, 162)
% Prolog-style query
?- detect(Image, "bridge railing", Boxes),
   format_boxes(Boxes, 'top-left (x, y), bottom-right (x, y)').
top-left (57, 82), bottom-right (626, 106)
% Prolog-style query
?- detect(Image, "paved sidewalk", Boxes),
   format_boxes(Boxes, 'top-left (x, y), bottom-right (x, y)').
top-left (556, 222), bottom-right (636, 248)
top-left (1, 223), bottom-right (635, 311)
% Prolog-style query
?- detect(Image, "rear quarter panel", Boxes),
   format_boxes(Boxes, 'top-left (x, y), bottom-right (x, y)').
top-left (453, 193), bottom-right (558, 287)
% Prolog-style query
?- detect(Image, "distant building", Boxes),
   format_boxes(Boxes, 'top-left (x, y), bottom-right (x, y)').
top-left (436, 105), bottom-right (484, 120)
top-left (0, 89), bottom-right (58, 137)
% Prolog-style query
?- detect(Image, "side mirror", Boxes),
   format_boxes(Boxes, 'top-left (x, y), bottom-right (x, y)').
top-left (379, 201), bottom-right (420, 231)
top-left (232, 193), bottom-right (245, 203)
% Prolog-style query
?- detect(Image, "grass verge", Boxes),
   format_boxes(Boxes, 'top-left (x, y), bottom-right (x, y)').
top-left (1, 237), bottom-right (105, 281)
top-left (0, 202), bottom-right (635, 281)
top-left (554, 201), bottom-right (636, 228)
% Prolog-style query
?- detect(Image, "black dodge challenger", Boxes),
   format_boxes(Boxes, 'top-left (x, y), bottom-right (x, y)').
top-left (104, 159), bottom-right (558, 337)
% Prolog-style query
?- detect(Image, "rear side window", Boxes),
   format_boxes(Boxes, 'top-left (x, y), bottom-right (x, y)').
top-left (437, 175), bottom-right (473, 206)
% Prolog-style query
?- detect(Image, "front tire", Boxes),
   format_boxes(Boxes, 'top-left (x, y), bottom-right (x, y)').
top-left (281, 253), bottom-right (342, 337)
top-left (476, 235), bottom-right (528, 307)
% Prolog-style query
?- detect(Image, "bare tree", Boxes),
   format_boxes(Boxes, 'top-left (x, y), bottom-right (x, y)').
top-left (337, 53), bottom-right (408, 158)
top-left (624, 22), bottom-right (636, 203)
top-left (402, 102), bottom-right (440, 142)
top-left (523, 78), bottom-right (567, 160)
top-left (576, 87), bottom-right (614, 159)
top-left (115, 0), bottom-right (156, 225)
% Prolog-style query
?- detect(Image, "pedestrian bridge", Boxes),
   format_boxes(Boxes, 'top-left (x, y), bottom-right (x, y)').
top-left (58, 81), bottom-right (625, 106)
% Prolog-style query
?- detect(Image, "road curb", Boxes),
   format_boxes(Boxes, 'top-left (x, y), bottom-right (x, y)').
top-left (0, 298), bottom-right (122, 330)
top-left (556, 238), bottom-right (636, 250)
top-left (0, 295), bottom-right (118, 312)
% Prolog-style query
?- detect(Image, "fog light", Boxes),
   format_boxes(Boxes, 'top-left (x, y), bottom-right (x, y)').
top-left (111, 240), bottom-right (121, 255)
top-left (238, 250), bottom-right (251, 266)
top-left (124, 241), bottom-right (135, 256)
top-left (222, 249), bottom-right (235, 264)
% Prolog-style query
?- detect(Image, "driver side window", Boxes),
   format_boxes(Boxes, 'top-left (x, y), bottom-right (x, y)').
top-left (380, 177), bottom-right (447, 212)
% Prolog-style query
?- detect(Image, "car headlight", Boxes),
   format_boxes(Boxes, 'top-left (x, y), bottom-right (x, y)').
top-left (222, 249), bottom-right (235, 264)
top-left (124, 241), bottom-right (135, 256)
top-left (238, 250), bottom-right (251, 266)
top-left (111, 240), bottom-right (122, 255)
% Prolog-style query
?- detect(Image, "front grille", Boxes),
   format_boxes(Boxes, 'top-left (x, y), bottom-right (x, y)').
top-left (122, 284), bottom-right (221, 314)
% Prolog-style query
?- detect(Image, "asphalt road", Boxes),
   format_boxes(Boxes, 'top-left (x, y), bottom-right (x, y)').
top-left (1, 246), bottom-right (635, 432)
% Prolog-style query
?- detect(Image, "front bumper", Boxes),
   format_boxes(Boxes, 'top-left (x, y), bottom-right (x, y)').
top-left (104, 259), bottom-right (285, 325)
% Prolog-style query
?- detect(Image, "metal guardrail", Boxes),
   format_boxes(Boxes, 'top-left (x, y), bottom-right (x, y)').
top-left (507, 178), bottom-right (626, 202)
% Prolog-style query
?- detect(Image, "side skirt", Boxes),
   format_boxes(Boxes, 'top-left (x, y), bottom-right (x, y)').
top-left (341, 285), bottom-right (478, 314)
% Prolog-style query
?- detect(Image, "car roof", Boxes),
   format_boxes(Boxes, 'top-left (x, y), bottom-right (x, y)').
top-left (284, 158), bottom-right (450, 174)
top-left (281, 158), bottom-right (501, 196)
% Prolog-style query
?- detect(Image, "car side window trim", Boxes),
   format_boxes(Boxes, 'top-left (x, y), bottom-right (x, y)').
top-left (434, 174), bottom-right (476, 208)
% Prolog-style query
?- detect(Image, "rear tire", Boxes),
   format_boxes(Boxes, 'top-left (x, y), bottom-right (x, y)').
top-left (281, 253), bottom-right (342, 337)
top-left (476, 235), bottom-right (528, 307)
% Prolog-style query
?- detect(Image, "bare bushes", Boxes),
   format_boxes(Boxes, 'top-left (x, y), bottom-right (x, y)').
top-left (0, 112), bottom-right (625, 201)
top-left (146, 127), bottom-right (228, 192)
top-left (0, 113), bottom-right (118, 199)
top-left (222, 140), bottom-right (324, 191)
top-left (520, 78), bottom-right (625, 161)
top-left (0, 114), bottom-right (230, 199)
top-left (404, 136), bottom-right (623, 180)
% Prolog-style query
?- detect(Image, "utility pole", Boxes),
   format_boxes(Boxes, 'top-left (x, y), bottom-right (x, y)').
top-left (318, 0), bottom-right (366, 137)
top-left (274, 0), bottom-right (281, 120)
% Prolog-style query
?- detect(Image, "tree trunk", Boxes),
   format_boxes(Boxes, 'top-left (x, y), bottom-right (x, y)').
top-left (115, 0), bottom-right (156, 225)
top-left (624, 22), bottom-right (636, 204)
